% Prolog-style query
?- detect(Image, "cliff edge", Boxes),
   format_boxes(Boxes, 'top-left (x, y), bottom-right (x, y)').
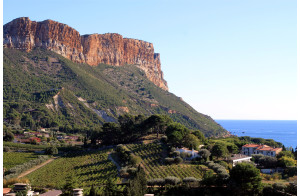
top-left (3, 17), bottom-right (168, 90)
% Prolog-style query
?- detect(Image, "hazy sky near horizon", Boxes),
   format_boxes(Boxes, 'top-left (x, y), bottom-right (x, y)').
top-left (3, 0), bottom-right (297, 120)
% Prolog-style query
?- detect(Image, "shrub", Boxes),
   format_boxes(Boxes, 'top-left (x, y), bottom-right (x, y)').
top-left (172, 151), bottom-right (180, 157)
top-left (165, 176), bottom-right (181, 185)
top-left (198, 149), bottom-right (211, 161)
top-left (45, 147), bottom-right (58, 155)
top-left (174, 157), bottom-right (183, 164)
top-left (183, 177), bottom-right (200, 183)
top-left (128, 154), bottom-right (142, 167)
top-left (251, 154), bottom-right (264, 164)
top-left (4, 146), bottom-right (10, 152)
top-left (165, 157), bottom-right (174, 165)
top-left (3, 178), bottom-right (29, 188)
top-left (161, 136), bottom-right (168, 143)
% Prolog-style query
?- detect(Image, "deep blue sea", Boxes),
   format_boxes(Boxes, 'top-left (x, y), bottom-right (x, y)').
top-left (215, 120), bottom-right (297, 149)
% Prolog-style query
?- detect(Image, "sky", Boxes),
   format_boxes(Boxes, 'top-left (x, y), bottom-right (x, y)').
top-left (3, 0), bottom-right (297, 120)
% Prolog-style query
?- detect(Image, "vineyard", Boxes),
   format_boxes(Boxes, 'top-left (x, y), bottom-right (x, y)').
top-left (125, 143), bottom-right (208, 180)
top-left (26, 149), bottom-right (123, 195)
top-left (4, 152), bottom-right (39, 170)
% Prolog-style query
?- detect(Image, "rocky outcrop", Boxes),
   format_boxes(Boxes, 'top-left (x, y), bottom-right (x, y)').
top-left (4, 17), bottom-right (168, 90)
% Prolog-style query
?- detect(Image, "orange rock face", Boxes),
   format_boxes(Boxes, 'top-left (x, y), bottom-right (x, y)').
top-left (4, 17), bottom-right (168, 91)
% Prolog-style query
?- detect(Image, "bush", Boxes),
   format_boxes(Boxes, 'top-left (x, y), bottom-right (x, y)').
top-left (128, 154), bottom-right (142, 167)
top-left (172, 151), bottom-right (180, 157)
top-left (165, 176), bottom-right (181, 185)
top-left (161, 136), bottom-right (168, 143)
top-left (174, 157), bottom-right (183, 164)
top-left (45, 147), bottom-right (58, 155)
top-left (165, 157), bottom-right (174, 165)
top-left (4, 146), bottom-right (10, 152)
top-left (183, 177), bottom-right (200, 183)
top-left (198, 149), bottom-right (211, 161)
top-left (251, 154), bottom-right (264, 164)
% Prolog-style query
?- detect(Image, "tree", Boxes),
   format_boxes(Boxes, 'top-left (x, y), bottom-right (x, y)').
top-left (45, 147), bottom-right (58, 155)
top-left (62, 174), bottom-right (78, 196)
top-left (278, 156), bottom-right (296, 168)
top-left (89, 185), bottom-right (96, 196)
top-left (258, 156), bottom-right (277, 168)
top-left (126, 166), bottom-right (147, 196)
top-left (211, 143), bottom-right (228, 159)
top-left (230, 163), bottom-right (263, 195)
top-left (144, 114), bottom-right (173, 138)
top-left (103, 177), bottom-right (118, 196)
top-left (166, 122), bottom-right (189, 146)
top-left (192, 130), bottom-right (207, 144)
top-left (276, 151), bottom-right (295, 159)
top-left (182, 134), bottom-right (200, 150)
top-left (198, 149), bottom-right (211, 161)
top-left (4, 130), bottom-right (14, 142)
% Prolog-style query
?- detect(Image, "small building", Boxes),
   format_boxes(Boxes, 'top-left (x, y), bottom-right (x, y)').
top-left (230, 154), bottom-right (252, 166)
top-left (176, 147), bottom-right (199, 159)
top-left (3, 188), bottom-right (12, 195)
top-left (12, 183), bottom-right (39, 196)
top-left (242, 144), bottom-right (282, 157)
top-left (73, 189), bottom-right (83, 196)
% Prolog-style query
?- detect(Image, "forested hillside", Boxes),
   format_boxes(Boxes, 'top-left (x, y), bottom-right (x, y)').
top-left (3, 48), bottom-right (227, 137)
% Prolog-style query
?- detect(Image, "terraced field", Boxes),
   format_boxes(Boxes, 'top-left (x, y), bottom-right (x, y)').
top-left (126, 143), bottom-right (208, 180)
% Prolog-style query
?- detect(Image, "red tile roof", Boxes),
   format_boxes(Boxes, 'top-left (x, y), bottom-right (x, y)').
top-left (242, 144), bottom-right (260, 148)
top-left (3, 188), bottom-right (11, 195)
top-left (243, 144), bottom-right (282, 152)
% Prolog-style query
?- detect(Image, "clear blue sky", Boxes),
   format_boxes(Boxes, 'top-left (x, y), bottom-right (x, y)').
top-left (3, 0), bottom-right (297, 120)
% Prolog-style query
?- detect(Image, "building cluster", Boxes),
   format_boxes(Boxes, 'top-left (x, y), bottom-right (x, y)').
top-left (241, 144), bottom-right (282, 157)
top-left (12, 128), bottom-right (82, 146)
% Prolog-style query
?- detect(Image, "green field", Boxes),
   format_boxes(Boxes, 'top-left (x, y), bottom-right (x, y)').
top-left (26, 149), bottom-right (123, 194)
top-left (4, 152), bottom-right (39, 169)
top-left (126, 143), bottom-right (207, 180)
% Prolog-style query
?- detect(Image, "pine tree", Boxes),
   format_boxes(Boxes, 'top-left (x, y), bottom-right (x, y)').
top-left (126, 165), bottom-right (147, 196)
top-left (103, 177), bottom-right (118, 196)
top-left (89, 185), bottom-right (96, 196)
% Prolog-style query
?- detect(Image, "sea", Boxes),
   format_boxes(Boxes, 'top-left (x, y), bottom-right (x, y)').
top-left (215, 120), bottom-right (297, 149)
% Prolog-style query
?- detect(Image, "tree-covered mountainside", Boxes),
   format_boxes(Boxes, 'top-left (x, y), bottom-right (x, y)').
top-left (3, 48), bottom-right (227, 137)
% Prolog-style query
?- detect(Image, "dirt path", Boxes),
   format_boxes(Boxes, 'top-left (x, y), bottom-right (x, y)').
top-left (108, 152), bottom-right (121, 171)
top-left (18, 157), bottom-right (56, 178)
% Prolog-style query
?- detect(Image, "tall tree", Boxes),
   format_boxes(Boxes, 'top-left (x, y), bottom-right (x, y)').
top-left (230, 163), bottom-right (263, 195)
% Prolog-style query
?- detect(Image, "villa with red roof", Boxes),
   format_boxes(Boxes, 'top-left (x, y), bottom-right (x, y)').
top-left (242, 144), bottom-right (282, 157)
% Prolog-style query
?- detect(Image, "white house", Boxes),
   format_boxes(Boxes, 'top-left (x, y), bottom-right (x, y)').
top-left (175, 147), bottom-right (200, 159)
top-left (230, 154), bottom-right (252, 166)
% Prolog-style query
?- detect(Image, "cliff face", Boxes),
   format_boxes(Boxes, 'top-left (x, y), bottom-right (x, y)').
top-left (4, 17), bottom-right (168, 90)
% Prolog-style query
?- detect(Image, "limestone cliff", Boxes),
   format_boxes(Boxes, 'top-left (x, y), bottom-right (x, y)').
top-left (4, 17), bottom-right (168, 90)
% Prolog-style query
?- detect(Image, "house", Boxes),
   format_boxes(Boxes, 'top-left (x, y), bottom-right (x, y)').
top-left (230, 154), bottom-right (252, 166)
top-left (242, 144), bottom-right (282, 157)
top-left (176, 147), bottom-right (199, 159)
top-left (11, 183), bottom-right (39, 196)
top-left (3, 188), bottom-right (11, 195)
top-left (73, 189), bottom-right (83, 196)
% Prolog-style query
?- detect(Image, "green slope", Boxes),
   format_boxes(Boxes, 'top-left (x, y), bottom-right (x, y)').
top-left (3, 48), bottom-right (227, 137)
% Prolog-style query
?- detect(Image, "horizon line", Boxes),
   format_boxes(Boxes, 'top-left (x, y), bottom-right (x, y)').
top-left (214, 119), bottom-right (297, 121)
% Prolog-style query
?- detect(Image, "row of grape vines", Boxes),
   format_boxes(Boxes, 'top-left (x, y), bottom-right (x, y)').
top-left (125, 143), bottom-right (207, 180)
top-left (26, 150), bottom-right (123, 195)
